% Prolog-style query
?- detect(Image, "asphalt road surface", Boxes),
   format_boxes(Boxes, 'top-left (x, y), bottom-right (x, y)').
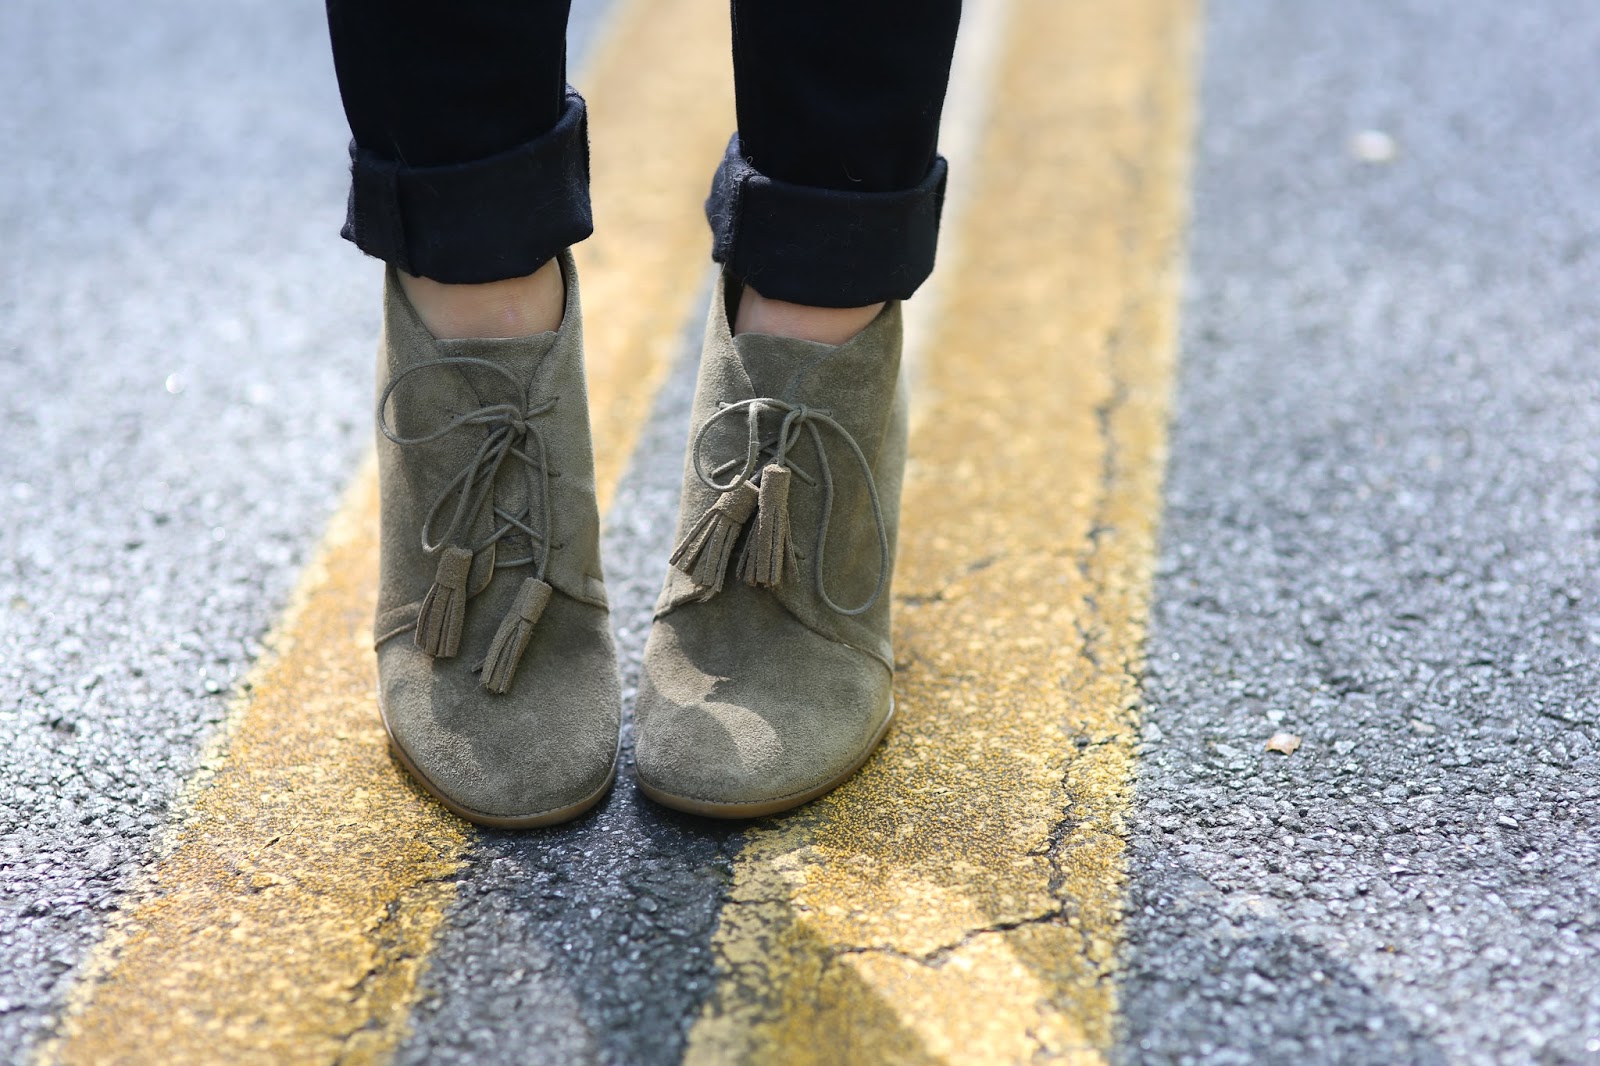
top-left (1122, 3), bottom-right (1600, 1063)
top-left (3, 0), bottom-right (1599, 1063)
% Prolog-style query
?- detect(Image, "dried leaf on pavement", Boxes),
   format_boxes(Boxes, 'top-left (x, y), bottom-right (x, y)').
top-left (1266, 732), bottom-right (1302, 755)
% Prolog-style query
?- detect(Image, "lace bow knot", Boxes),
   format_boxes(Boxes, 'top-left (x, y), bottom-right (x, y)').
top-left (670, 397), bottom-right (889, 616)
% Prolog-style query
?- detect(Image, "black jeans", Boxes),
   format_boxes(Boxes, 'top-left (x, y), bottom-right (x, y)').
top-left (326, 0), bottom-right (961, 306)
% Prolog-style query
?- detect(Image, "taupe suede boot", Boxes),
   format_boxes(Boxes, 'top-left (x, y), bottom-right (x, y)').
top-left (634, 276), bottom-right (906, 817)
top-left (373, 251), bottom-right (621, 827)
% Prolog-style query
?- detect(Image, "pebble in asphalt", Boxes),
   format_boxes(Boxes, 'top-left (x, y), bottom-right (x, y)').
top-left (1120, 1), bottom-right (1600, 1063)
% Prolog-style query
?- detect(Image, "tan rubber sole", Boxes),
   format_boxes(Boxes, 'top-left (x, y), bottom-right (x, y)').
top-left (635, 698), bottom-right (896, 819)
top-left (378, 689), bottom-right (618, 829)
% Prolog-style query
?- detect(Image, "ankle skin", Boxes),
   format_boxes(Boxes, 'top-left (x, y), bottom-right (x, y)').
top-left (733, 284), bottom-right (884, 345)
top-left (398, 257), bottom-right (566, 340)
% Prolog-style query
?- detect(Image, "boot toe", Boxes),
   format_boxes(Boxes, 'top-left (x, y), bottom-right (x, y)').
top-left (634, 586), bottom-right (892, 815)
top-left (379, 596), bottom-right (620, 825)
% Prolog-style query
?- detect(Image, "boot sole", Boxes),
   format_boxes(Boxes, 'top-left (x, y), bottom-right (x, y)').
top-left (378, 689), bottom-right (619, 829)
top-left (635, 698), bottom-right (896, 819)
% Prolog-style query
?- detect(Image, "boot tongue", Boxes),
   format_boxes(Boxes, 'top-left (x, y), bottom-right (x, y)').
top-left (435, 329), bottom-right (562, 407)
top-left (428, 331), bottom-right (563, 580)
top-left (732, 332), bottom-right (840, 403)
top-left (730, 309), bottom-right (903, 450)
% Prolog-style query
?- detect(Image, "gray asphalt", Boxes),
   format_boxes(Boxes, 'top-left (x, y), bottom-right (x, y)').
top-left (4, 0), bottom-right (1600, 1063)
top-left (0, 1), bottom-right (371, 1055)
top-left (1121, 1), bottom-right (1600, 1063)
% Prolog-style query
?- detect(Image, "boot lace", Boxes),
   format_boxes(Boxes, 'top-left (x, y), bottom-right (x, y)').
top-left (377, 356), bottom-right (562, 691)
top-left (672, 397), bottom-right (889, 616)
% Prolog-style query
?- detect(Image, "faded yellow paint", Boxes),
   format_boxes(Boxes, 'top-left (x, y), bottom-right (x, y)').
top-left (684, 0), bottom-right (1198, 1062)
top-left (576, 0), bottom-right (734, 514)
top-left (42, 1), bottom-right (735, 1062)
top-left (43, 470), bottom-right (460, 1066)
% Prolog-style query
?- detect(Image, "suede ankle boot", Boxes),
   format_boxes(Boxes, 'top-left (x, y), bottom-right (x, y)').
top-left (634, 276), bottom-right (906, 817)
top-left (373, 251), bottom-right (621, 827)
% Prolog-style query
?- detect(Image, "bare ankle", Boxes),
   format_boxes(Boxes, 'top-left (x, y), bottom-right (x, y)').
top-left (733, 285), bottom-right (883, 346)
top-left (399, 257), bottom-right (565, 340)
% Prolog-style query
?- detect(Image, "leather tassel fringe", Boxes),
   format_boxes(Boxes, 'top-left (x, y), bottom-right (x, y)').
top-left (479, 577), bottom-right (554, 694)
top-left (740, 464), bottom-right (798, 588)
top-left (415, 545), bottom-right (473, 658)
top-left (669, 480), bottom-right (759, 598)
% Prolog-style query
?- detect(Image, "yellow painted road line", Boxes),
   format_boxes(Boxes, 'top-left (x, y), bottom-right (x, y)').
top-left (577, 0), bottom-right (734, 515)
top-left (685, 0), bottom-right (1198, 1062)
top-left (41, 1), bottom-right (734, 1062)
top-left (901, 0), bottom-right (1013, 376)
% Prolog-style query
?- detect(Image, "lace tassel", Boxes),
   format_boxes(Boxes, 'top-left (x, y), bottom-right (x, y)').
top-left (740, 464), bottom-right (798, 588)
top-left (479, 577), bottom-right (554, 694)
top-left (670, 480), bottom-right (759, 597)
top-left (415, 546), bottom-right (473, 658)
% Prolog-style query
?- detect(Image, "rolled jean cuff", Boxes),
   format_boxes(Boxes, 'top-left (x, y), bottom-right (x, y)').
top-left (706, 135), bottom-right (949, 308)
top-left (341, 88), bottom-right (593, 284)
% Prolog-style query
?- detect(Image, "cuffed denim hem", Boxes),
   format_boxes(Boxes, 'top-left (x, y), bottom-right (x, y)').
top-left (341, 88), bottom-right (593, 284)
top-left (705, 134), bottom-right (948, 308)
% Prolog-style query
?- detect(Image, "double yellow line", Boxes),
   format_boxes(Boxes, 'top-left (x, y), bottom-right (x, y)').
top-left (42, 0), bottom-right (1197, 1060)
